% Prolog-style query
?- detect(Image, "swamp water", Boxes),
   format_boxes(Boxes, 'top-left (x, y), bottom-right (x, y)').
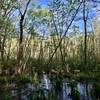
top-left (11, 74), bottom-right (93, 100)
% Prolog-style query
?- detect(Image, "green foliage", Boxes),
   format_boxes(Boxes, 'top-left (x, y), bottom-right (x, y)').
top-left (0, 76), bottom-right (16, 84)
top-left (0, 59), bottom-right (17, 69)
top-left (19, 74), bottom-right (31, 84)
top-left (96, 64), bottom-right (100, 70)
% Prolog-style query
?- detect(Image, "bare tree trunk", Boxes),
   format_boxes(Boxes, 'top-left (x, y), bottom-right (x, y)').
top-left (17, 0), bottom-right (30, 74)
top-left (52, 36), bottom-right (58, 61)
top-left (7, 39), bottom-right (11, 61)
top-left (1, 35), bottom-right (6, 61)
top-left (0, 36), bottom-right (1, 59)
top-left (59, 40), bottom-right (65, 67)
top-left (17, 15), bottom-right (24, 64)
top-left (38, 40), bottom-right (44, 61)
top-left (83, 0), bottom-right (87, 66)
top-left (47, 3), bottom-right (82, 66)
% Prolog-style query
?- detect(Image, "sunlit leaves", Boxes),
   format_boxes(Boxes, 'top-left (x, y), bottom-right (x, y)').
top-left (0, 0), bottom-right (16, 15)
top-left (28, 8), bottom-right (51, 21)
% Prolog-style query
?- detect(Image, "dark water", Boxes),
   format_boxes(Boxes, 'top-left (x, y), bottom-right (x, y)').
top-left (11, 74), bottom-right (93, 100)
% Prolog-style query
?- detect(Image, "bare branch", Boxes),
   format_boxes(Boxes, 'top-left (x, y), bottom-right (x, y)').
top-left (46, 1), bottom-right (83, 66)
top-left (23, 0), bottom-right (30, 17)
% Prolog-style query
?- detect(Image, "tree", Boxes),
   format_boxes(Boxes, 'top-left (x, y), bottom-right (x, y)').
top-left (47, 0), bottom-right (82, 66)
top-left (0, 0), bottom-right (16, 60)
top-left (83, 0), bottom-right (87, 66)
top-left (17, 0), bottom-right (31, 74)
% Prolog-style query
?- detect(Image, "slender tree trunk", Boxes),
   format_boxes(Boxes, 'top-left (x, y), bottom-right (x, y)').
top-left (52, 37), bottom-right (58, 61)
top-left (59, 42), bottom-right (65, 67)
top-left (7, 40), bottom-right (11, 61)
top-left (83, 0), bottom-right (87, 66)
top-left (1, 35), bottom-right (6, 61)
top-left (17, 0), bottom-right (30, 74)
top-left (39, 40), bottom-right (44, 61)
top-left (17, 15), bottom-right (24, 64)
top-left (0, 37), bottom-right (1, 59)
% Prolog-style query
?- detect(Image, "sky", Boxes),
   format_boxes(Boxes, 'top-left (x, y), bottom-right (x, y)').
top-left (37, 1), bottom-right (100, 18)
top-left (35, 0), bottom-right (50, 7)
top-left (15, 0), bottom-right (100, 35)
top-left (39, 0), bottom-right (50, 7)
top-left (37, 0), bottom-right (100, 16)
